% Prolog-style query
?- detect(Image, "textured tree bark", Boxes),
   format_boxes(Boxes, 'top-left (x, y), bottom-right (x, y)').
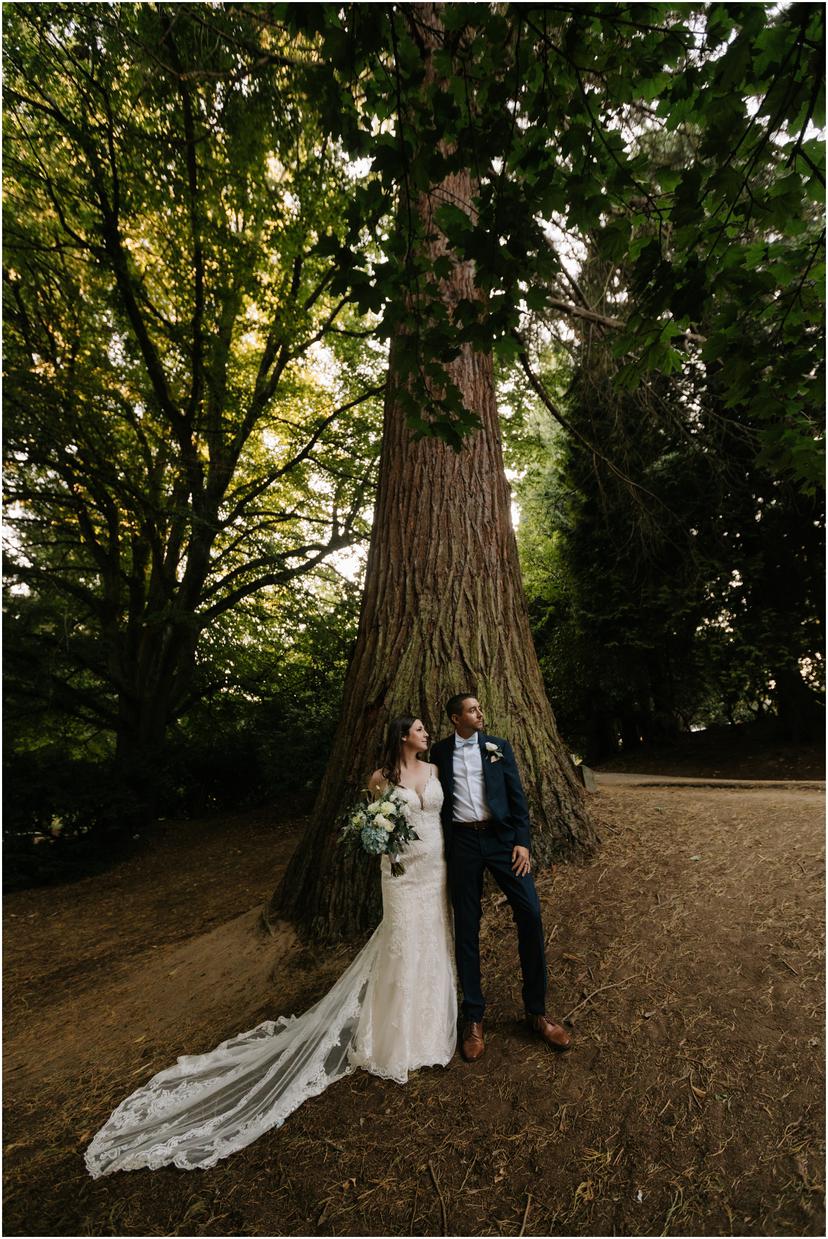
top-left (274, 3), bottom-right (598, 941)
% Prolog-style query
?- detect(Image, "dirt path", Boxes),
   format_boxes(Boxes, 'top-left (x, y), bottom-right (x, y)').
top-left (596, 772), bottom-right (826, 789)
top-left (3, 781), bottom-right (824, 1236)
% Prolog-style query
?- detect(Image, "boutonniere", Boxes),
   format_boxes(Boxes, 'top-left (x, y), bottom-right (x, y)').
top-left (485, 741), bottom-right (504, 763)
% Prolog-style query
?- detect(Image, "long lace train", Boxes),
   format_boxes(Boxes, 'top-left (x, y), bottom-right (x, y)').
top-left (84, 771), bottom-right (456, 1177)
top-left (84, 925), bottom-right (383, 1177)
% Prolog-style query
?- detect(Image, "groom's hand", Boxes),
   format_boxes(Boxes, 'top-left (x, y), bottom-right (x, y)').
top-left (511, 845), bottom-right (530, 878)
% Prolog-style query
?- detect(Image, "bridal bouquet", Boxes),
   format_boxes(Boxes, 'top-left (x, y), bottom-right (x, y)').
top-left (340, 786), bottom-right (420, 876)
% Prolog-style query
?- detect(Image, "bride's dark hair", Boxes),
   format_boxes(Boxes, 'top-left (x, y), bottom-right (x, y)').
top-left (380, 715), bottom-right (423, 787)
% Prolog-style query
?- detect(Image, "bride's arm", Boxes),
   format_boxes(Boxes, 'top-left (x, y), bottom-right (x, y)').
top-left (368, 767), bottom-right (390, 798)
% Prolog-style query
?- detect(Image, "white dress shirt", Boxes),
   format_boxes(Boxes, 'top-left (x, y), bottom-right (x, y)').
top-left (452, 732), bottom-right (493, 822)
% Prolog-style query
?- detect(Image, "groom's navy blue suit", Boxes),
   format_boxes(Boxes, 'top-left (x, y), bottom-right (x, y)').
top-left (430, 730), bottom-right (547, 1022)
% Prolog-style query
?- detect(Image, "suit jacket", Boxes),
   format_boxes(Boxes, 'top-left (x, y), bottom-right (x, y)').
top-left (430, 730), bottom-right (532, 855)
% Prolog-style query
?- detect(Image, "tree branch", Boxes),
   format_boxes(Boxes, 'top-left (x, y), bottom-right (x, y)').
top-left (198, 531), bottom-right (364, 622)
top-left (515, 335), bottom-right (680, 512)
top-left (221, 383), bottom-right (385, 527)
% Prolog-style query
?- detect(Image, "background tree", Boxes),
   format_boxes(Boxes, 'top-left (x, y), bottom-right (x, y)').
top-left (513, 278), bottom-right (824, 763)
top-left (502, 1), bottom-right (826, 761)
top-left (3, 3), bottom-right (385, 824)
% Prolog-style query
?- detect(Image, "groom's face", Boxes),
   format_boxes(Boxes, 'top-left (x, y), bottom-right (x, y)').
top-left (452, 698), bottom-right (484, 734)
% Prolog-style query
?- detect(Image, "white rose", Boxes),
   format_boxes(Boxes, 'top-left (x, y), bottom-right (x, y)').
top-left (485, 742), bottom-right (498, 751)
top-left (367, 801), bottom-right (383, 815)
top-left (378, 800), bottom-right (396, 815)
top-left (375, 814), bottom-right (394, 832)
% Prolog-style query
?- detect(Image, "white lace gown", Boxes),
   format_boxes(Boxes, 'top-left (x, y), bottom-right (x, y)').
top-left (84, 773), bottom-right (457, 1177)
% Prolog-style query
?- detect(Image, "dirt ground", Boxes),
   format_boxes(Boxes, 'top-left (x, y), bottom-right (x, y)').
top-left (3, 775), bottom-right (825, 1237)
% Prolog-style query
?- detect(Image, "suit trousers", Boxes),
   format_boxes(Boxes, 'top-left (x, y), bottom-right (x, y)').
top-left (448, 824), bottom-right (547, 1022)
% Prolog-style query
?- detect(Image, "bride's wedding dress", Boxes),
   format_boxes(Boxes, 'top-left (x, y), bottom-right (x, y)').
top-left (84, 773), bottom-right (457, 1177)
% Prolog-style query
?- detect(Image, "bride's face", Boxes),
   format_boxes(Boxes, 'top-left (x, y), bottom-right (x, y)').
top-left (402, 719), bottom-right (429, 753)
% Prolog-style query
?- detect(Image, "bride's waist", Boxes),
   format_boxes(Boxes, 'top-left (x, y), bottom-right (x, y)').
top-left (409, 808), bottom-right (443, 825)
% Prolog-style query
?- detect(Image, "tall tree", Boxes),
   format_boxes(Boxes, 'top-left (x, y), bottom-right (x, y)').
top-left (514, 268), bottom-right (824, 762)
top-left (275, 4), bottom-right (596, 940)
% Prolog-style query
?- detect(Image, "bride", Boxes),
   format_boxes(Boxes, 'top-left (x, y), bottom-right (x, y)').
top-left (84, 716), bottom-right (457, 1177)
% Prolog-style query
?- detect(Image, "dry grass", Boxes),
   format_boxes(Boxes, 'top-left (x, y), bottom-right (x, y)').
top-left (3, 781), bottom-right (825, 1236)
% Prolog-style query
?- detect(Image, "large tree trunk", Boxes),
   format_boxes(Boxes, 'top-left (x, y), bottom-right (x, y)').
top-left (112, 611), bottom-right (202, 826)
top-left (772, 660), bottom-right (825, 743)
top-left (114, 683), bottom-right (176, 828)
top-left (273, 5), bottom-right (597, 941)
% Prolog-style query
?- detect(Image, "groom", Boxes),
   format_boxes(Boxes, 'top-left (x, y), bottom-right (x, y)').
top-left (430, 693), bottom-right (572, 1061)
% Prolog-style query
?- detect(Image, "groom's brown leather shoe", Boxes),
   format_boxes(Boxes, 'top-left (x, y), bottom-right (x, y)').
top-left (461, 1020), bottom-right (485, 1061)
top-left (526, 1013), bottom-right (572, 1051)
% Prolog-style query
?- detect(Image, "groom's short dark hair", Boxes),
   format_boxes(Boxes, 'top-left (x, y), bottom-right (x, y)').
top-left (446, 693), bottom-right (475, 723)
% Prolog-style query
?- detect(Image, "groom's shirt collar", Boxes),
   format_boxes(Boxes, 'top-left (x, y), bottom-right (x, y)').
top-left (453, 730), bottom-right (480, 748)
